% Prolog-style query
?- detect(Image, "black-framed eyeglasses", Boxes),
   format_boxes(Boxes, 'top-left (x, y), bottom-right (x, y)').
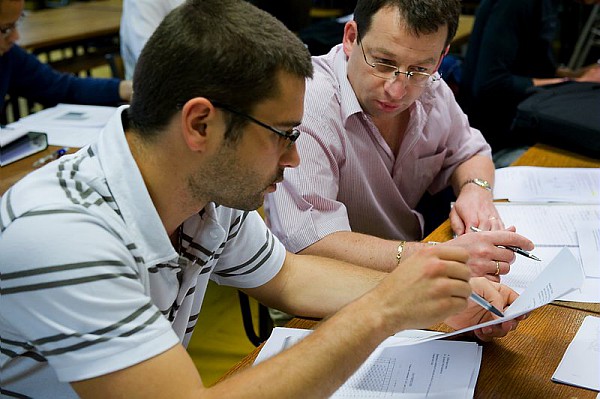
top-left (211, 101), bottom-right (300, 147)
top-left (357, 33), bottom-right (441, 87)
top-left (1, 13), bottom-right (25, 39)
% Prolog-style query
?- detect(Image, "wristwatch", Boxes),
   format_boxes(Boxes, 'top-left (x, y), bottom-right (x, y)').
top-left (461, 178), bottom-right (492, 192)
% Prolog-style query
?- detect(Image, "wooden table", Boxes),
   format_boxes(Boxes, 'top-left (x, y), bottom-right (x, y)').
top-left (19, 1), bottom-right (121, 52)
top-left (219, 143), bottom-right (600, 397)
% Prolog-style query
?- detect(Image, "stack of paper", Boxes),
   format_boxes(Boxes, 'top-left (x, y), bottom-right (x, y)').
top-left (255, 328), bottom-right (481, 399)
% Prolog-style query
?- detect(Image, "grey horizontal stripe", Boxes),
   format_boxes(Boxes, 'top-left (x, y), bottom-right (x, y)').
top-left (101, 195), bottom-right (116, 203)
top-left (40, 310), bottom-right (164, 357)
top-left (33, 302), bottom-right (154, 345)
top-left (217, 230), bottom-right (271, 275)
top-left (118, 311), bottom-right (162, 338)
top-left (184, 237), bottom-right (213, 257)
top-left (1, 347), bottom-right (46, 363)
top-left (217, 234), bottom-right (274, 278)
top-left (2, 337), bottom-right (35, 350)
top-left (0, 387), bottom-right (32, 398)
top-left (19, 208), bottom-right (90, 218)
top-left (1, 272), bottom-right (138, 295)
top-left (2, 260), bottom-right (127, 280)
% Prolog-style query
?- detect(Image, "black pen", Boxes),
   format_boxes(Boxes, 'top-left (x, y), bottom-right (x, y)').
top-left (470, 226), bottom-right (542, 261)
top-left (470, 292), bottom-right (504, 317)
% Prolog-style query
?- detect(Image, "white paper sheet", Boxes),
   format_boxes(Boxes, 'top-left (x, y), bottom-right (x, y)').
top-left (494, 166), bottom-right (600, 203)
top-left (495, 203), bottom-right (600, 247)
top-left (404, 248), bottom-right (584, 344)
top-left (552, 316), bottom-right (600, 391)
top-left (577, 223), bottom-right (600, 278)
top-left (495, 203), bottom-right (600, 302)
top-left (255, 328), bottom-right (481, 399)
top-left (7, 104), bottom-right (116, 147)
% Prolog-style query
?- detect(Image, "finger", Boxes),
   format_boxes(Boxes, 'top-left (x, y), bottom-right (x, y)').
top-left (489, 218), bottom-right (505, 231)
top-left (449, 209), bottom-right (466, 236)
top-left (497, 283), bottom-right (520, 307)
top-left (431, 245), bottom-right (470, 264)
top-left (477, 219), bottom-right (492, 231)
top-left (444, 260), bottom-right (473, 284)
top-left (473, 322), bottom-right (514, 341)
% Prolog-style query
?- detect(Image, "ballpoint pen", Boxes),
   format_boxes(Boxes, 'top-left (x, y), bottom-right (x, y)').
top-left (33, 147), bottom-right (70, 168)
top-left (469, 226), bottom-right (542, 261)
top-left (470, 292), bottom-right (504, 317)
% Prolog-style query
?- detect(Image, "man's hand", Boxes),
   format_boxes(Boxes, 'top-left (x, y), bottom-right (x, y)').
top-left (370, 246), bottom-right (473, 333)
top-left (443, 228), bottom-right (534, 282)
top-left (451, 183), bottom-right (503, 235)
top-left (445, 277), bottom-right (528, 341)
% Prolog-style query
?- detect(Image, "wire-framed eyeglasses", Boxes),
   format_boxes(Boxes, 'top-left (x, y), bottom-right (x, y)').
top-left (358, 34), bottom-right (441, 87)
top-left (1, 13), bottom-right (25, 39)
top-left (211, 101), bottom-right (300, 148)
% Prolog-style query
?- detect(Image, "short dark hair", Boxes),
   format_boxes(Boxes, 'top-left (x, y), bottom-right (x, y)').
top-left (128, 0), bottom-right (313, 139)
top-left (354, 0), bottom-right (460, 48)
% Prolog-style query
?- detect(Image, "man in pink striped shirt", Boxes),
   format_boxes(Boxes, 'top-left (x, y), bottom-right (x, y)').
top-left (266, 0), bottom-right (533, 280)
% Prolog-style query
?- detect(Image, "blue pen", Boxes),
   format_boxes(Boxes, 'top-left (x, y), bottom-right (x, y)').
top-left (33, 147), bottom-right (70, 167)
top-left (470, 292), bottom-right (504, 317)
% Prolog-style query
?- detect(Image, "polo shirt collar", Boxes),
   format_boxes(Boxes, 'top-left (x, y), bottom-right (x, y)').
top-left (96, 105), bottom-right (177, 265)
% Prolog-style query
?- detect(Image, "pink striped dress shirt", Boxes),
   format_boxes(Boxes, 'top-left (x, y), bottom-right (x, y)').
top-left (265, 44), bottom-right (491, 253)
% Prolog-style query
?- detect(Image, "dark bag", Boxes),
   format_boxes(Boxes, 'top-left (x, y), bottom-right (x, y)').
top-left (512, 82), bottom-right (600, 157)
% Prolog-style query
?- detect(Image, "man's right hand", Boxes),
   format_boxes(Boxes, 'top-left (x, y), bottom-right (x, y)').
top-left (368, 246), bottom-right (472, 333)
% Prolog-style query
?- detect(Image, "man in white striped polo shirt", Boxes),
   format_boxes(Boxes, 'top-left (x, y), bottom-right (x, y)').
top-left (0, 0), bottom-right (527, 397)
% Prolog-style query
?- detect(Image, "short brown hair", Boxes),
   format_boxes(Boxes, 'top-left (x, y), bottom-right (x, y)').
top-left (354, 0), bottom-right (460, 48)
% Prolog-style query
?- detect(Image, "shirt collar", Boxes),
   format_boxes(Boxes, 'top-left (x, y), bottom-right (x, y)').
top-left (96, 105), bottom-right (178, 265)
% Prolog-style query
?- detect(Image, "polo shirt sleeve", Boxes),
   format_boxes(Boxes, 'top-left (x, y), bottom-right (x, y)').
top-left (210, 210), bottom-right (287, 288)
top-left (0, 205), bottom-right (180, 383)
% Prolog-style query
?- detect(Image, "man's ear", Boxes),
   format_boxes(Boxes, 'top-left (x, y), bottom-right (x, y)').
top-left (434, 45), bottom-right (450, 72)
top-left (342, 21), bottom-right (358, 57)
top-left (179, 97), bottom-right (218, 152)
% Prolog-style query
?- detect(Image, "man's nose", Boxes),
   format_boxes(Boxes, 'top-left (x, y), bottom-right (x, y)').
top-left (383, 74), bottom-right (408, 98)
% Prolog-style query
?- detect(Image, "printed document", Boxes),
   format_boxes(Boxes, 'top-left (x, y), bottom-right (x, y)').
top-left (495, 203), bottom-right (600, 302)
top-left (255, 328), bottom-right (482, 399)
top-left (493, 166), bottom-right (600, 203)
top-left (552, 316), bottom-right (600, 391)
top-left (405, 247), bottom-right (584, 344)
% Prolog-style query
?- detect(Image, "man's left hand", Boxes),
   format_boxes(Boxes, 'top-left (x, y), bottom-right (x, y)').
top-left (451, 184), bottom-right (503, 235)
top-left (444, 277), bottom-right (528, 341)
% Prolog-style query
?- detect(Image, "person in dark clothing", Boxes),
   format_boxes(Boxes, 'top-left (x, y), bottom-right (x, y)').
top-left (0, 0), bottom-right (132, 113)
top-left (459, 0), bottom-right (600, 166)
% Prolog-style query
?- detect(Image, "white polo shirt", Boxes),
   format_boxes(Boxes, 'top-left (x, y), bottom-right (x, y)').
top-left (0, 106), bottom-right (285, 398)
